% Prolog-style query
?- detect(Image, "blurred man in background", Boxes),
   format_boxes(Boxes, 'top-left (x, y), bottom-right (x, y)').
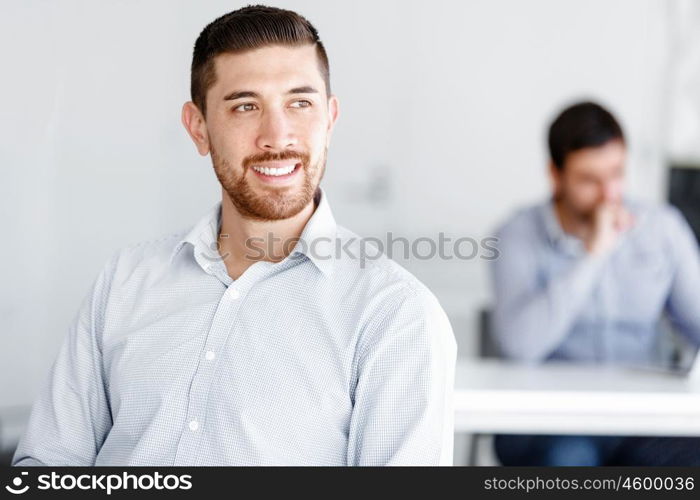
top-left (491, 101), bottom-right (700, 465)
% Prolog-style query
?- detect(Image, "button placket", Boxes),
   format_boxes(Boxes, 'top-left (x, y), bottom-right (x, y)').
top-left (173, 283), bottom-right (247, 464)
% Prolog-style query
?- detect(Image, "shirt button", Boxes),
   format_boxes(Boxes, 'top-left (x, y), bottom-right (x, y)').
top-left (188, 420), bottom-right (199, 432)
top-left (205, 350), bottom-right (216, 361)
top-left (227, 288), bottom-right (240, 300)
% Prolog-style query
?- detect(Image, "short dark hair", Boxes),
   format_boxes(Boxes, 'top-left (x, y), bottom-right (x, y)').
top-left (190, 5), bottom-right (330, 116)
top-left (548, 101), bottom-right (625, 171)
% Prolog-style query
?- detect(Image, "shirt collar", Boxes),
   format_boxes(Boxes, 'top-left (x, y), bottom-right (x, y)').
top-left (292, 187), bottom-right (337, 276)
top-left (169, 187), bottom-right (337, 277)
top-left (541, 198), bottom-right (586, 254)
top-left (169, 202), bottom-right (223, 273)
top-left (542, 198), bottom-right (566, 245)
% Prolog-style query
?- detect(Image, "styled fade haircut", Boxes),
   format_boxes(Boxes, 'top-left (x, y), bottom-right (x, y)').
top-left (548, 101), bottom-right (625, 171)
top-left (190, 5), bottom-right (330, 116)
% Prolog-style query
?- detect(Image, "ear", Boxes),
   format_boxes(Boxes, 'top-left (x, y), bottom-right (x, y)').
top-left (181, 101), bottom-right (210, 156)
top-left (325, 94), bottom-right (340, 148)
top-left (548, 161), bottom-right (562, 198)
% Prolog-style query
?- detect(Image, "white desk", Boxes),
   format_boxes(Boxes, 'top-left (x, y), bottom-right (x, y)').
top-left (454, 359), bottom-right (700, 436)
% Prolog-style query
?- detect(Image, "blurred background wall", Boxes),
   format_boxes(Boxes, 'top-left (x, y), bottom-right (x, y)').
top-left (1, 0), bottom-right (698, 453)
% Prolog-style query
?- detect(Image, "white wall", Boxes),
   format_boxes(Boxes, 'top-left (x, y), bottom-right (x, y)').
top-left (666, 0), bottom-right (700, 163)
top-left (0, 0), bottom-right (674, 410)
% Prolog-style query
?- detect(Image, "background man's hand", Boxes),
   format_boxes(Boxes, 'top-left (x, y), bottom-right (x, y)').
top-left (584, 203), bottom-right (634, 255)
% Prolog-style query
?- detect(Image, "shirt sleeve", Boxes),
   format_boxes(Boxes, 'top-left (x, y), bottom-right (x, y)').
top-left (664, 207), bottom-right (700, 346)
top-left (12, 255), bottom-right (117, 466)
top-left (491, 221), bottom-right (608, 362)
top-left (347, 286), bottom-right (457, 466)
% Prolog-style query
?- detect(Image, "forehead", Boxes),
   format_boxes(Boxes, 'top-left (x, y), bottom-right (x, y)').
top-left (210, 44), bottom-right (324, 96)
top-left (566, 140), bottom-right (626, 174)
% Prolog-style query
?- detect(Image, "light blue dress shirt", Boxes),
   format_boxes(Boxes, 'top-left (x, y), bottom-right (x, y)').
top-left (491, 199), bottom-right (700, 365)
top-left (13, 189), bottom-right (456, 466)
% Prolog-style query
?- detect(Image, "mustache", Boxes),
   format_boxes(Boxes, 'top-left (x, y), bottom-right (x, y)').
top-left (243, 150), bottom-right (311, 169)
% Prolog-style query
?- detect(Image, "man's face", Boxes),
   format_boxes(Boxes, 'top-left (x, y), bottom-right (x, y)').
top-left (551, 140), bottom-right (626, 221)
top-left (184, 44), bottom-right (338, 221)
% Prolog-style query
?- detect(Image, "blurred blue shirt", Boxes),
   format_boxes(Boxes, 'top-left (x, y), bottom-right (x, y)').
top-left (13, 189), bottom-right (456, 466)
top-left (491, 199), bottom-right (700, 365)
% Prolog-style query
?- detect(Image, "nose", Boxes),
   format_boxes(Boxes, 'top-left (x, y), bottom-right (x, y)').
top-left (255, 108), bottom-right (297, 152)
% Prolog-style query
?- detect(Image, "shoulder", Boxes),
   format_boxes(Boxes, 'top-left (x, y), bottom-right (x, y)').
top-left (331, 224), bottom-right (441, 303)
top-left (490, 202), bottom-right (548, 259)
top-left (628, 201), bottom-right (697, 258)
top-left (627, 200), bottom-right (691, 236)
top-left (494, 202), bottom-right (545, 240)
top-left (106, 231), bottom-right (186, 287)
top-left (331, 224), bottom-right (455, 346)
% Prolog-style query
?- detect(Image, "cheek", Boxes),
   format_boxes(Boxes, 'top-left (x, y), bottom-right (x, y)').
top-left (300, 124), bottom-right (328, 159)
top-left (581, 185), bottom-right (599, 199)
top-left (211, 111), bottom-right (257, 143)
top-left (567, 180), bottom-right (598, 203)
top-left (209, 128), bottom-right (254, 161)
top-left (304, 112), bottom-right (330, 141)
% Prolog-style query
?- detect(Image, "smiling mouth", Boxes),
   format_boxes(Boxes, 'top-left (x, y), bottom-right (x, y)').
top-left (250, 162), bottom-right (301, 177)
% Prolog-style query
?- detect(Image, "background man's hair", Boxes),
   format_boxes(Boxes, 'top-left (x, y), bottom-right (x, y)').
top-left (548, 101), bottom-right (625, 171)
top-left (190, 5), bottom-right (330, 116)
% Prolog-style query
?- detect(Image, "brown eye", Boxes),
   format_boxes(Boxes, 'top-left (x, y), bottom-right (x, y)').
top-left (290, 100), bottom-right (311, 109)
top-left (233, 103), bottom-right (257, 112)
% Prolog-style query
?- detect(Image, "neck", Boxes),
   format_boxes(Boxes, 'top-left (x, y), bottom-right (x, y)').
top-left (218, 189), bottom-right (316, 280)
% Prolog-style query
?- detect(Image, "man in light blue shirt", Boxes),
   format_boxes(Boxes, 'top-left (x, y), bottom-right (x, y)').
top-left (491, 101), bottom-right (700, 465)
top-left (13, 6), bottom-right (456, 466)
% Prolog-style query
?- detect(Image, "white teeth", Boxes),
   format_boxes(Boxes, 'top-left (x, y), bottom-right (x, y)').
top-left (252, 164), bottom-right (297, 176)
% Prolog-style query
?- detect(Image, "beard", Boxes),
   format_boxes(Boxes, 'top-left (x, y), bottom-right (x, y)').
top-left (210, 146), bottom-right (326, 221)
top-left (556, 186), bottom-right (598, 224)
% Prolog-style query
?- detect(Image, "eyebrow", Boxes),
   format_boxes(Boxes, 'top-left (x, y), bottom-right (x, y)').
top-left (223, 86), bottom-right (319, 101)
top-left (288, 86), bottom-right (318, 95)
